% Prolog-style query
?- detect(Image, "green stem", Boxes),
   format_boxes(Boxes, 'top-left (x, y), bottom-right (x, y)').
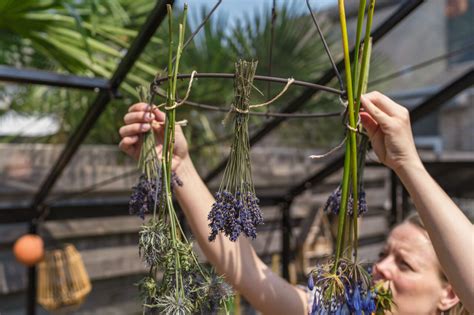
top-left (355, 0), bottom-right (376, 115)
top-left (337, 0), bottom-right (359, 265)
top-left (352, 0), bottom-right (367, 90)
top-left (334, 141), bottom-right (351, 270)
top-left (353, 10), bottom-right (374, 258)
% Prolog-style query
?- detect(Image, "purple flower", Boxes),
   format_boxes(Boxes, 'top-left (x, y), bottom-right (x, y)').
top-left (129, 171), bottom-right (183, 220)
top-left (323, 186), bottom-right (368, 217)
top-left (323, 186), bottom-right (342, 214)
top-left (208, 190), bottom-right (263, 242)
top-left (129, 175), bottom-right (161, 219)
top-left (357, 191), bottom-right (368, 215)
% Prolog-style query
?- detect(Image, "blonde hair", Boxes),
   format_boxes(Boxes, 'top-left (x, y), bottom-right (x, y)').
top-left (404, 213), bottom-right (468, 315)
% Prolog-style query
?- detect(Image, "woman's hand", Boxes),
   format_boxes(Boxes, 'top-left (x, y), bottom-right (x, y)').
top-left (360, 91), bottom-right (422, 173)
top-left (118, 102), bottom-right (189, 171)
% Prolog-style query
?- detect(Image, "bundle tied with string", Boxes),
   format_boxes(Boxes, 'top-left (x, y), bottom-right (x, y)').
top-left (37, 244), bottom-right (91, 311)
top-left (208, 60), bottom-right (264, 242)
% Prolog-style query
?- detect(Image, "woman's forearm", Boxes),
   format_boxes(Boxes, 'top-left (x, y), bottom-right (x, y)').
top-left (396, 161), bottom-right (474, 311)
top-left (174, 156), bottom-right (307, 315)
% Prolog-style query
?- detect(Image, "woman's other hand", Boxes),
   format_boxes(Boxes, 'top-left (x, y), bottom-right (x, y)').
top-left (360, 91), bottom-right (422, 173)
top-left (118, 102), bottom-right (189, 171)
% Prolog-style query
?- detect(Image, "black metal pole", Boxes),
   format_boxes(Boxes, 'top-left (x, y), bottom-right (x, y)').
top-left (390, 171), bottom-right (398, 226)
top-left (402, 187), bottom-right (410, 221)
top-left (26, 222), bottom-right (38, 315)
top-left (0, 66), bottom-right (109, 91)
top-left (281, 203), bottom-right (291, 280)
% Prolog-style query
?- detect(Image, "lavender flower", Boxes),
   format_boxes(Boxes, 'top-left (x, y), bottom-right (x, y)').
top-left (208, 190), bottom-right (263, 242)
top-left (129, 171), bottom-right (183, 220)
top-left (323, 186), bottom-right (368, 217)
top-left (129, 174), bottom-right (161, 219)
top-left (357, 191), bottom-right (368, 215)
top-left (323, 186), bottom-right (342, 214)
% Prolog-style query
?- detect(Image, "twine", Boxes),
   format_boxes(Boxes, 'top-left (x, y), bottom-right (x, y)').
top-left (309, 108), bottom-right (363, 160)
top-left (156, 71), bottom-right (197, 111)
top-left (345, 113), bottom-right (362, 133)
top-left (309, 136), bottom-right (346, 159)
top-left (153, 119), bottom-right (188, 127)
top-left (228, 78), bottom-right (295, 115)
top-left (249, 78), bottom-right (295, 109)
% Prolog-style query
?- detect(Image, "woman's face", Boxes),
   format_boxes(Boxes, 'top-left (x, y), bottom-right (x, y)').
top-left (373, 223), bottom-right (446, 315)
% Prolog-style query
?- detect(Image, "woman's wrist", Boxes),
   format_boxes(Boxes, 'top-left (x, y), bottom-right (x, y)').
top-left (394, 157), bottom-right (426, 185)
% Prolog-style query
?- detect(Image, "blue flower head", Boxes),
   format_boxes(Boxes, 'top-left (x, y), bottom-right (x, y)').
top-left (307, 274), bottom-right (315, 291)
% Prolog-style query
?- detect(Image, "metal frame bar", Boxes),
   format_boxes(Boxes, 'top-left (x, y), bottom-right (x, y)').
top-left (0, 66), bottom-right (110, 91)
top-left (153, 72), bottom-right (344, 95)
top-left (204, 0), bottom-right (424, 184)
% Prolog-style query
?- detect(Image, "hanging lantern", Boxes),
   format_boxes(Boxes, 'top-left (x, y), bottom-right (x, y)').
top-left (13, 234), bottom-right (44, 266)
top-left (37, 244), bottom-right (91, 311)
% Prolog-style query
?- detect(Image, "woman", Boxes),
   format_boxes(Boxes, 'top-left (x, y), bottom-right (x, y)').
top-left (119, 91), bottom-right (473, 314)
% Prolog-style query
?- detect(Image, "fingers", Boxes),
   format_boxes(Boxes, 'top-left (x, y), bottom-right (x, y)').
top-left (128, 102), bottom-right (151, 113)
top-left (363, 91), bottom-right (407, 117)
top-left (118, 135), bottom-right (139, 155)
top-left (119, 123), bottom-right (150, 138)
top-left (360, 94), bottom-right (391, 127)
top-left (124, 111), bottom-right (154, 125)
top-left (128, 102), bottom-right (166, 122)
top-left (152, 107), bottom-right (166, 122)
top-left (360, 112), bottom-right (378, 139)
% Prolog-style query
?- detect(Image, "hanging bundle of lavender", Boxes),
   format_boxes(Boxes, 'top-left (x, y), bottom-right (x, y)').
top-left (308, 1), bottom-right (394, 313)
top-left (128, 5), bottom-right (232, 314)
top-left (208, 60), bottom-right (263, 242)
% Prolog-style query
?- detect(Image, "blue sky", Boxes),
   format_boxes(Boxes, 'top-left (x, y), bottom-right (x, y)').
top-left (178, 0), bottom-right (336, 31)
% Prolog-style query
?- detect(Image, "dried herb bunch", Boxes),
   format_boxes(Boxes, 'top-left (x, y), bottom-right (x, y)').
top-left (128, 4), bottom-right (232, 314)
top-left (208, 60), bottom-right (263, 242)
top-left (309, 1), bottom-right (394, 313)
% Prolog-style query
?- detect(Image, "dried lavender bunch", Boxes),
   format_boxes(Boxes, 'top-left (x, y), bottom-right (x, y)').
top-left (208, 60), bottom-right (263, 242)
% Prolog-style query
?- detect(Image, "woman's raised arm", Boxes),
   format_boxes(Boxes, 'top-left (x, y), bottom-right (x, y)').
top-left (361, 92), bottom-right (474, 312)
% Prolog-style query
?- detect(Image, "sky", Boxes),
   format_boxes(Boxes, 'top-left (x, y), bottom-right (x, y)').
top-left (178, 0), bottom-right (337, 31)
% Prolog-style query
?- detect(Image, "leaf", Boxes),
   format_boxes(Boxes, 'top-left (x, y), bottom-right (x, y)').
top-left (62, 2), bottom-right (94, 64)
